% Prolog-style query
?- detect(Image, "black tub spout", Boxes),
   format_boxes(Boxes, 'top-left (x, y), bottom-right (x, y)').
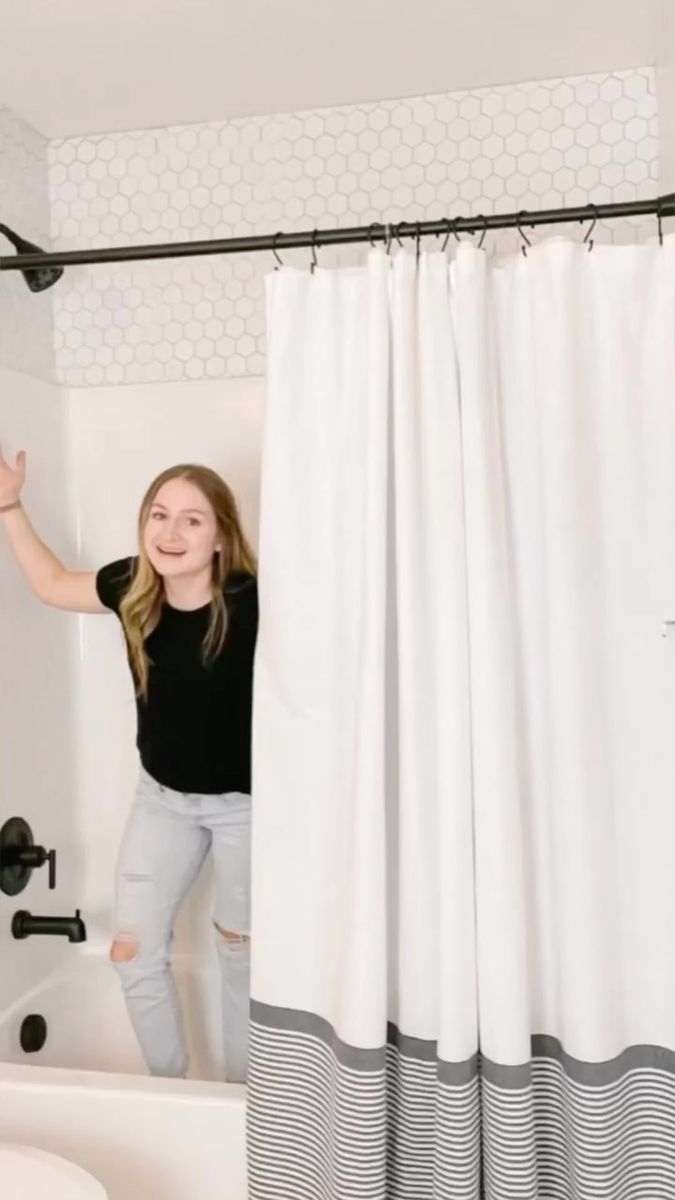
top-left (12, 909), bottom-right (87, 943)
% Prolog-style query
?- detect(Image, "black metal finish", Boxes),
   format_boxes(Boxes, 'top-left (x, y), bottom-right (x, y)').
top-left (20, 1013), bottom-right (48, 1054)
top-left (12, 908), bottom-right (86, 943)
top-left (0, 223), bottom-right (64, 290)
top-left (16, 845), bottom-right (57, 889)
top-left (0, 195), bottom-right (673, 274)
top-left (0, 817), bottom-right (57, 896)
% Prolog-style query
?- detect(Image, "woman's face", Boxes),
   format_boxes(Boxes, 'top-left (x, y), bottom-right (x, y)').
top-left (142, 477), bottom-right (221, 579)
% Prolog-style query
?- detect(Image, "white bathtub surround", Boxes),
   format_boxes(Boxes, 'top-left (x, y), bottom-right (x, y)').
top-left (0, 374), bottom-right (262, 1000)
top-left (248, 241), bottom-right (675, 1196)
top-left (0, 366), bottom-right (79, 1012)
top-left (0, 372), bottom-right (259, 1199)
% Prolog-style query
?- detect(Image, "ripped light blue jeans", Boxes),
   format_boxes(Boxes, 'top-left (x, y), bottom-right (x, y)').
top-left (111, 765), bottom-right (251, 1082)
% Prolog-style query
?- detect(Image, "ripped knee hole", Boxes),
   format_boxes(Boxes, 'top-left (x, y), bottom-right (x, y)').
top-left (213, 921), bottom-right (250, 945)
top-left (110, 936), bottom-right (139, 963)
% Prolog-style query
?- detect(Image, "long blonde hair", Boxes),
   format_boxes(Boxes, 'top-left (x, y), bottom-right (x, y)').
top-left (119, 464), bottom-right (257, 698)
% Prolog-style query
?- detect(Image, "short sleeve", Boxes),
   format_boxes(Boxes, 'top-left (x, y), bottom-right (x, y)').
top-left (95, 557), bottom-right (137, 615)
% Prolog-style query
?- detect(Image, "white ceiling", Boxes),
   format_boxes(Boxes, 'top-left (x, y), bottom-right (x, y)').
top-left (0, 0), bottom-right (668, 139)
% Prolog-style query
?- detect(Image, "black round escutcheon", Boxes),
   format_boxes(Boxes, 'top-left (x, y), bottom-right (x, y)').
top-left (20, 1013), bottom-right (47, 1053)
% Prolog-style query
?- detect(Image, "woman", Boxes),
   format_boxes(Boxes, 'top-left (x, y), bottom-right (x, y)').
top-left (0, 447), bottom-right (258, 1083)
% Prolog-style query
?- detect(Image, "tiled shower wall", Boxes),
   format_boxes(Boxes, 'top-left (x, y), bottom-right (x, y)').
top-left (7, 66), bottom-right (661, 388)
top-left (0, 107), bottom-right (55, 380)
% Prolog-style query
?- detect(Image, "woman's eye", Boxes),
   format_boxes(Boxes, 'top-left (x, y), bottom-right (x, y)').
top-left (187, 518), bottom-right (201, 527)
top-left (151, 511), bottom-right (165, 520)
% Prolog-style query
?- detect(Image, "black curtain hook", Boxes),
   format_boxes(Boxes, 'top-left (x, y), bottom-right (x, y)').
top-left (415, 222), bottom-right (422, 262)
top-left (477, 214), bottom-right (488, 249)
top-left (310, 229), bottom-right (319, 274)
top-left (657, 197), bottom-right (664, 247)
top-left (583, 206), bottom-right (598, 252)
top-left (272, 232), bottom-right (284, 269)
top-left (368, 223), bottom-right (385, 249)
top-left (516, 212), bottom-right (531, 257)
top-left (384, 223), bottom-right (393, 255)
top-left (442, 216), bottom-right (463, 251)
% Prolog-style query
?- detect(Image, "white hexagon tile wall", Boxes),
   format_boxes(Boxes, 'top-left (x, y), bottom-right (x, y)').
top-left (0, 106), bottom-right (55, 381)
top-left (48, 67), bottom-right (657, 388)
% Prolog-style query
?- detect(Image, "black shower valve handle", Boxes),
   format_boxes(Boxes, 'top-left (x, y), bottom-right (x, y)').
top-left (16, 844), bottom-right (57, 889)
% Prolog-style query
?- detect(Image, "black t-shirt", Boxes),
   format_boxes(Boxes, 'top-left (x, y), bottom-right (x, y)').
top-left (96, 557), bottom-right (258, 795)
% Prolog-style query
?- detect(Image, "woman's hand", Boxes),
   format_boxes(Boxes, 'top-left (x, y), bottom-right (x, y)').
top-left (0, 444), bottom-right (26, 507)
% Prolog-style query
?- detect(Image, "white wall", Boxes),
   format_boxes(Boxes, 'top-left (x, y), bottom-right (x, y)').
top-left (66, 377), bottom-right (264, 956)
top-left (0, 107), bottom-right (55, 380)
top-left (0, 366), bottom-right (78, 1010)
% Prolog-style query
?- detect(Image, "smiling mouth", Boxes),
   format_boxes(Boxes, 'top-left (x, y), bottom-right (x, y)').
top-left (156, 547), bottom-right (186, 557)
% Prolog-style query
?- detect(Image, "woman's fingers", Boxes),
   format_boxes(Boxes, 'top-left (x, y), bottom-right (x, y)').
top-left (0, 444), bottom-right (26, 484)
top-left (0, 444), bottom-right (26, 481)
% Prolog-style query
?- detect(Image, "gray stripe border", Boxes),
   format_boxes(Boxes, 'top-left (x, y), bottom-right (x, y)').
top-left (251, 1000), bottom-right (675, 1087)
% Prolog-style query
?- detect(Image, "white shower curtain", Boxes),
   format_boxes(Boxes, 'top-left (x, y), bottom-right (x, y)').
top-left (247, 240), bottom-right (675, 1199)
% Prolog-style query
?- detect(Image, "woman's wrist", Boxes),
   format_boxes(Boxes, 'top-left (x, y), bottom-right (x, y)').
top-left (0, 499), bottom-right (22, 515)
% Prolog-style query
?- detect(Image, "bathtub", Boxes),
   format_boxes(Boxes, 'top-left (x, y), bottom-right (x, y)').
top-left (0, 950), bottom-right (247, 1200)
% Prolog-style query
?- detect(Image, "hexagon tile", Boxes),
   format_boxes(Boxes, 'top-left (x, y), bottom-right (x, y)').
top-left (48, 67), bottom-right (657, 388)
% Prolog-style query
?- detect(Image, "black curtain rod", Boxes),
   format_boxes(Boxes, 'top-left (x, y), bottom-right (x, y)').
top-left (1, 194), bottom-right (674, 272)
